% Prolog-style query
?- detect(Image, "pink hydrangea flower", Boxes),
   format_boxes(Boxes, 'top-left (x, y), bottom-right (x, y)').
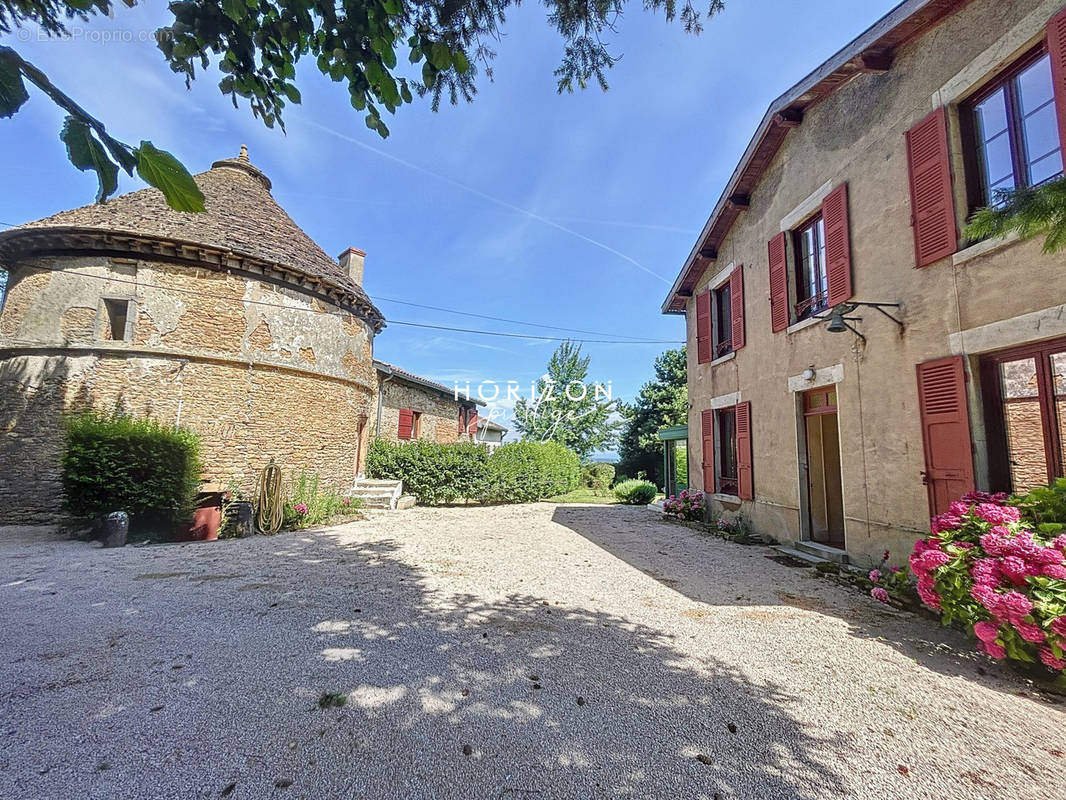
top-left (980, 639), bottom-right (1007, 660)
top-left (1053, 534), bottom-right (1066, 551)
top-left (1049, 617), bottom-right (1066, 638)
top-left (970, 584), bottom-right (1000, 615)
top-left (1039, 647), bottom-right (1066, 671)
top-left (949, 501), bottom-right (971, 516)
top-left (1033, 547), bottom-right (1065, 565)
top-left (1015, 621), bottom-right (1046, 644)
top-left (998, 556), bottom-right (1031, 584)
top-left (931, 513), bottom-right (962, 534)
top-left (970, 558), bottom-right (1001, 587)
top-left (293, 503), bottom-right (308, 515)
top-left (917, 583), bottom-right (942, 611)
top-left (871, 587), bottom-right (890, 604)
top-left (1001, 590), bottom-right (1033, 622)
top-left (869, 569), bottom-right (882, 583)
top-left (1042, 564), bottom-right (1066, 580)
top-left (975, 503), bottom-right (1021, 524)
top-left (973, 621), bottom-right (1000, 643)
top-left (918, 549), bottom-right (951, 572)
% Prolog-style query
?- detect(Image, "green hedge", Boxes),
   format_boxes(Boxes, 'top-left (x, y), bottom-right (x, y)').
top-left (62, 410), bottom-right (203, 529)
top-left (481, 441), bottom-right (581, 503)
top-left (366, 438), bottom-right (490, 505)
top-left (366, 438), bottom-right (579, 505)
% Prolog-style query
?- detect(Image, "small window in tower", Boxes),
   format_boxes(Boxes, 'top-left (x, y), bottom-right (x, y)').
top-left (101, 298), bottom-right (130, 341)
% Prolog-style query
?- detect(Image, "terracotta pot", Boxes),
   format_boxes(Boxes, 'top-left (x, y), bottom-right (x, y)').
top-left (175, 499), bottom-right (222, 542)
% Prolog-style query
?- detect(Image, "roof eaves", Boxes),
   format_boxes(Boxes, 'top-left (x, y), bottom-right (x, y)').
top-left (661, 0), bottom-right (971, 315)
top-left (374, 360), bottom-right (486, 406)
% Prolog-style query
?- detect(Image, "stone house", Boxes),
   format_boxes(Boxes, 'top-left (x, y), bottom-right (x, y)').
top-left (476, 418), bottom-right (508, 452)
top-left (0, 148), bottom-right (471, 521)
top-left (374, 360), bottom-right (480, 444)
top-left (662, 0), bottom-right (1066, 564)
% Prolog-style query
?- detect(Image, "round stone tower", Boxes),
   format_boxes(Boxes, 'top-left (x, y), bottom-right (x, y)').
top-left (0, 148), bottom-right (384, 521)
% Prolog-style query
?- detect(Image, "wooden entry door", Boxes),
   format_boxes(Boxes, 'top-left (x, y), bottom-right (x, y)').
top-left (803, 388), bottom-right (845, 549)
top-left (916, 356), bottom-right (975, 517)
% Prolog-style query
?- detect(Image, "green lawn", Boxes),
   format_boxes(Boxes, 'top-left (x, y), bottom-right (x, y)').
top-left (546, 488), bottom-right (619, 504)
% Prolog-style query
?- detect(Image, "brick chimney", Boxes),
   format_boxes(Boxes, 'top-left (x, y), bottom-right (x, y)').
top-left (338, 247), bottom-right (366, 286)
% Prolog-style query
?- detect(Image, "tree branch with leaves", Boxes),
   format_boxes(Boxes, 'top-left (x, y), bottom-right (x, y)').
top-left (964, 176), bottom-right (1066, 253)
top-left (0, 0), bottom-right (724, 210)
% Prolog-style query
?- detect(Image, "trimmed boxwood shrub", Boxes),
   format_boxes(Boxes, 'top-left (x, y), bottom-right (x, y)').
top-left (613, 479), bottom-right (657, 505)
top-left (365, 438), bottom-right (490, 505)
top-left (481, 441), bottom-right (581, 503)
top-left (62, 410), bottom-right (203, 529)
top-left (581, 463), bottom-right (616, 490)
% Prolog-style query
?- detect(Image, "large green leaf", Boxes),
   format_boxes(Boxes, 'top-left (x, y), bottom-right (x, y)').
top-left (60, 116), bottom-right (119, 203)
top-left (134, 142), bottom-right (206, 212)
top-left (0, 52), bottom-right (29, 119)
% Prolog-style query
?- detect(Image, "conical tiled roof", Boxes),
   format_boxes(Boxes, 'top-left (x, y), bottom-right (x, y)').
top-left (2, 147), bottom-right (383, 329)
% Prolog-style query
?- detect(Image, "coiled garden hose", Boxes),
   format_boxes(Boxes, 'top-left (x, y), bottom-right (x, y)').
top-left (255, 461), bottom-right (284, 535)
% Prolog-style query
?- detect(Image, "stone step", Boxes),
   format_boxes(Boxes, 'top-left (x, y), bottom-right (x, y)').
top-left (795, 540), bottom-right (849, 564)
top-left (355, 479), bottom-right (403, 487)
top-left (771, 545), bottom-right (830, 567)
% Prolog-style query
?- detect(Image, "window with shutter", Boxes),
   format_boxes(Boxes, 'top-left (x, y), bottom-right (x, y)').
top-left (736, 401), bottom-right (753, 501)
top-left (822, 183), bottom-right (852, 307)
top-left (701, 409), bottom-right (715, 494)
top-left (696, 290), bottom-right (712, 364)
top-left (467, 410), bottom-right (479, 438)
top-left (906, 107), bottom-right (957, 268)
top-left (729, 266), bottom-right (745, 351)
top-left (1051, 8), bottom-right (1066, 154)
top-left (398, 408), bottom-right (414, 440)
top-left (916, 356), bottom-right (975, 517)
top-left (768, 232), bottom-right (789, 332)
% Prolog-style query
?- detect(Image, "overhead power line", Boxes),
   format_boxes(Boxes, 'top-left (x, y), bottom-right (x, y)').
top-left (14, 265), bottom-right (683, 345)
top-left (372, 295), bottom-right (656, 341)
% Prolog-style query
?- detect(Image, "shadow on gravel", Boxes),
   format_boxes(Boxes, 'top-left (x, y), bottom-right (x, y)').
top-left (301, 532), bottom-right (851, 799)
top-left (550, 504), bottom-right (1065, 706)
top-left (1, 525), bottom-right (850, 800)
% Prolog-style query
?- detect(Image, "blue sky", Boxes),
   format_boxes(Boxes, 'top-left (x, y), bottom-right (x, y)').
top-left (0, 0), bottom-right (898, 444)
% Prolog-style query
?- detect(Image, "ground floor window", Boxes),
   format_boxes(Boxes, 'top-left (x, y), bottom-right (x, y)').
top-left (716, 407), bottom-right (738, 495)
top-left (981, 337), bottom-right (1066, 493)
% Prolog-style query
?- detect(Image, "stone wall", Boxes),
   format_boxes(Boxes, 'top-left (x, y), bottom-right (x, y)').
top-left (0, 256), bottom-right (377, 522)
top-left (377, 377), bottom-right (467, 445)
top-left (683, 0), bottom-right (1066, 564)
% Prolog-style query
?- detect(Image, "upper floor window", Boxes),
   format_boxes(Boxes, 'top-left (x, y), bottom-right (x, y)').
top-left (792, 214), bottom-right (828, 321)
top-left (712, 283), bottom-right (732, 358)
top-left (964, 50), bottom-right (1064, 209)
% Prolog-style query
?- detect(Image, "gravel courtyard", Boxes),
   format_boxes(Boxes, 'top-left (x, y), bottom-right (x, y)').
top-left (1, 504), bottom-right (1064, 800)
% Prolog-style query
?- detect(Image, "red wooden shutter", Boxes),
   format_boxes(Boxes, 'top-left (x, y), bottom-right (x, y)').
top-left (735, 401), bottom-right (753, 501)
top-left (467, 410), bottom-right (479, 437)
top-left (1049, 8), bottom-right (1066, 154)
top-left (701, 410), bottom-right (715, 494)
top-left (905, 107), bottom-right (957, 268)
top-left (729, 266), bottom-right (745, 351)
top-left (398, 409), bottom-right (414, 440)
top-left (458, 408), bottom-right (465, 434)
top-left (916, 356), bottom-right (975, 517)
top-left (768, 232), bottom-right (788, 332)
top-left (823, 183), bottom-right (853, 307)
top-left (696, 290), bottom-right (712, 364)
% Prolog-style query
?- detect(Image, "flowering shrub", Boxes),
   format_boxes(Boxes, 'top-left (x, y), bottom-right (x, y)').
top-left (867, 549), bottom-right (911, 606)
top-left (663, 489), bottom-right (704, 522)
top-left (282, 473), bottom-right (355, 529)
top-left (910, 490), bottom-right (1066, 676)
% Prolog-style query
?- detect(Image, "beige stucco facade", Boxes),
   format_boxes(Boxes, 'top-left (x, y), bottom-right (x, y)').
top-left (678, 0), bottom-right (1066, 565)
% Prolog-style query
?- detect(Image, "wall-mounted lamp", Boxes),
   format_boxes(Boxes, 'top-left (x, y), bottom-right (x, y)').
top-left (801, 366), bottom-right (817, 382)
top-left (817, 301), bottom-right (903, 344)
